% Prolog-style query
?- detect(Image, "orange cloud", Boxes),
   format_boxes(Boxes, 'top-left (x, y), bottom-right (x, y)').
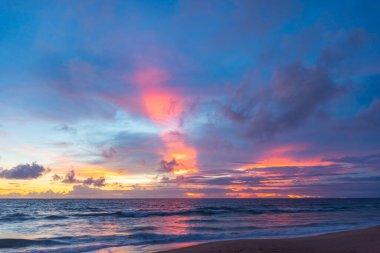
top-left (225, 192), bottom-right (282, 198)
top-left (131, 66), bottom-right (198, 176)
top-left (131, 67), bottom-right (183, 124)
top-left (236, 144), bottom-right (334, 170)
top-left (288, 194), bottom-right (320, 198)
top-left (141, 92), bottom-right (182, 123)
top-left (185, 192), bottom-right (204, 198)
top-left (161, 131), bottom-right (198, 175)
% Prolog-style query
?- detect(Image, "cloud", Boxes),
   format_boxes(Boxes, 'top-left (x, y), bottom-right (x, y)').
top-left (0, 163), bottom-right (48, 179)
top-left (51, 174), bottom-right (62, 181)
top-left (223, 62), bottom-right (339, 140)
top-left (355, 99), bottom-right (380, 130)
top-left (158, 175), bottom-right (187, 184)
top-left (318, 29), bottom-right (369, 69)
top-left (1, 1), bottom-right (380, 198)
top-left (61, 170), bottom-right (80, 184)
top-left (332, 99), bottom-right (380, 136)
top-left (101, 147), bottom-right (117, 160)
top-left (65, 185), bottom-right (188, 198)
top-left (60, 170), bottom-right (106, 187)
top-left (158, 158), bottom-right (180, 173)
top-left (89, 131), bottom-right (165, 173)
top-left (83, 177), bottom-right (106, 187)
top-left (220, 28), bottom-right (374, 143)
top-left (324, 153), bottom-right (380, 166)
top-left (55, 124), bottom-right (77, 134)
top-left (153, 153), bottom-right (380, 197)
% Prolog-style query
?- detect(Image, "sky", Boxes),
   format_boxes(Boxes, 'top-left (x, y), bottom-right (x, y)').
top-left (0, 0), bottom-right (380, 198)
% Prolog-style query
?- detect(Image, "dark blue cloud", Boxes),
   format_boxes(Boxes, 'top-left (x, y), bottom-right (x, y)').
top-left (324, 153), bottom-right (380, 166)
top-left (0, 163), bottom-right (48, 179)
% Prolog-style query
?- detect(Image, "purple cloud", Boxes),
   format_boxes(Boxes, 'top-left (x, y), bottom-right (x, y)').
top-left (83, 177), bottom-right (106, 187)
top-left (0, 163), bottom-right (48, 179)
top-left (222, 62), bottom-right (339, 141)
top-left (61, 170), bottom-right (80, 184)
top-left (158, 158), bottom-right (180, 173)
top-left (60, 170), bottom-right (106, 188)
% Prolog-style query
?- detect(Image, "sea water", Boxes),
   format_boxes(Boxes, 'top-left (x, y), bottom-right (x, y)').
top-left (0, 198), bottom-right (379, 252)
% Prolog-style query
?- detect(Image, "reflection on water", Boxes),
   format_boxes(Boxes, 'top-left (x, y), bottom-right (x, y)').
top-left (0, 198), bottom-right (380, 252)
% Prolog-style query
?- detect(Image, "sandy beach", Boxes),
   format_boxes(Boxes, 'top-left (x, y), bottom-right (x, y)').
top-left (159, 225), bottom-right (380, 253)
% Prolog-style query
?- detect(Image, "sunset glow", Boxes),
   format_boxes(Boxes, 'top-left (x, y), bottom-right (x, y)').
top-left (2, 2), bottom-right (380, 253)
top-left (0, 0), bottom-right (379, 199)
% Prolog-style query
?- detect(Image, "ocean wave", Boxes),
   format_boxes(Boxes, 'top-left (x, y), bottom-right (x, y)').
top-left (2, 224), bottom-right (378, 252)
top-left (189, 225), bottom-right (260, 232)
top-left (66, 205), bottom-right (355, 219)
top-left (127, 226), bottom-right (158, 232)
top-left (0, 199), bottom-right (379, 253)
top-left (0, 233), bottom-right (219, 251)
top-left (127, 232), bottom-right (218, 244)
top-left (0, 205), bottom-right (357, 224)
top-left (44, 215), bottom-right (69, 220)
top-left (0, 238), bottom-right (67, 249)
top-left (0, 213), bottom-right (70, 222)
top-left (186, 218), bottom-right (222, 223)
top-left (0, 213), bottom-right (35, 222)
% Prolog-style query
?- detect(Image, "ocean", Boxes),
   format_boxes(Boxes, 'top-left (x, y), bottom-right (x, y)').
top-left (0, 198), bottom-right (380, 252)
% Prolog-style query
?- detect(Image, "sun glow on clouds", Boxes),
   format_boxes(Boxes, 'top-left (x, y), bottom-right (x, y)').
top-left (185, 192), bottom-right (204, 198)
top-left (1, 1), bottom-right (379, 199)
top-left (132, 67), bottom-right (183, 124)
top-left (131, 66), bottom-right (198, 176)
top-left (219, 144), bottom-right (338, 198)
top-left (226, 193), bottom-right (319, 198)
top-left (0, 176), bottom-right (70, 195)
top-left (105, 174), bottom-right (154, 186)
top-left (236, 144), bottom-right (334, 170)
top-left (226, 192), bottom-right (281, 198)
top-left (288, 194), bottom-right (320, 198)
top-left (161, 132), bottom-right (198, 175)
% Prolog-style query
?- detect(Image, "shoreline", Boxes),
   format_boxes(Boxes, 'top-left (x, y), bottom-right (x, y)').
top-left (157, 225), bottom-right (380, 253)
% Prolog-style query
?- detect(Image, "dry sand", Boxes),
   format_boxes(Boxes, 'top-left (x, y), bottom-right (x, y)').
top-left (158, 225), bottom-right (380, 253)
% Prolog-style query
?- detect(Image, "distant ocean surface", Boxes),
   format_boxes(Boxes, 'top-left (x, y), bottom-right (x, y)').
top-left (1, 199), bottom-right (380, 253)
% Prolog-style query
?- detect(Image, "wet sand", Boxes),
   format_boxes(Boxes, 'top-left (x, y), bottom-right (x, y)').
top-left (158, 225), bottom-right (380, 253)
